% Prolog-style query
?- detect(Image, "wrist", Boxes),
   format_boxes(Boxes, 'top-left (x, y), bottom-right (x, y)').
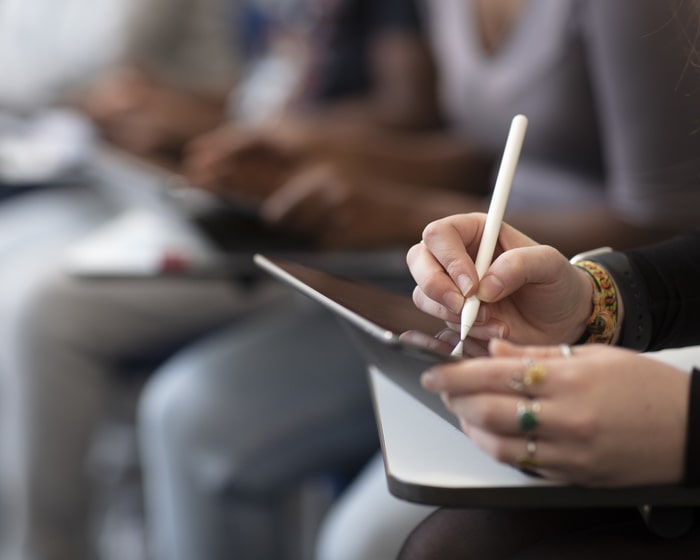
top-left (571, 266), bottom-right (594, 344)
top-left (569, 250), bottom-right (620, 345)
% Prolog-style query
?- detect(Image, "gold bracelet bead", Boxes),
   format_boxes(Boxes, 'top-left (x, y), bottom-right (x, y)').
top-left (572, 259), bottom-right (618, 345)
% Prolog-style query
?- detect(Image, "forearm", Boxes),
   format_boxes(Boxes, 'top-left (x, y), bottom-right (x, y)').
top-left (624, 233), bottom-right (700, 351)
top-left (280, 110), bottom-right (494, 192)
top-left (504, 207), bottom-right (680, 259)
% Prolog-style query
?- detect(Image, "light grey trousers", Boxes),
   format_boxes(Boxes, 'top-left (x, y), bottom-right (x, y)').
top-left (137, 297), bottom-right (381, 560)
top-left (0, 186), bottom-right (286, 560)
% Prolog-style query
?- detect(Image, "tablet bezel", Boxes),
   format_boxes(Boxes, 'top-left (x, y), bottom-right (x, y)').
top-left (254, 253), bottom-right (461, 364)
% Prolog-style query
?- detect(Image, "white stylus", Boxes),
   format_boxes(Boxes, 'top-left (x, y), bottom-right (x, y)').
top-left (452, 114), bottom-right (528, 357)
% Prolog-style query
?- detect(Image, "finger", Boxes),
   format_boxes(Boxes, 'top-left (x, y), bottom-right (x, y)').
top-left (466, 425), bottom-right (570, 473)
top-left (460, 336), bottom-right (491, 358)
top-left (420, 216), bottom-right (480, 295)
top-left (422, 357), bottom-right (538, 395)
top-left (447, 394), bottom-right (543, 437)
top-left (185, 157), bottom-right (233, 191)
top-left (407, 245), bottom-right (466, 316)
top-left (489, 339), bottom-right (578, 361)
top-left (451, 392), bottom-right (586, 445)
top-left (411, 285), bottom-right (462, 323)
top-left (398, 330), bottom-right (455, 355)
top-left (260, 166), bottom-right (338, 230)
top-left (463, 316), bottom-right (508, 342)
top-left (422, 352), bottom-right (561, 398)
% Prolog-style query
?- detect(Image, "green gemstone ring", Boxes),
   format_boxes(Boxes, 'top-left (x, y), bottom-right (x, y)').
top-left (517, 399), bottom-right (541, 432)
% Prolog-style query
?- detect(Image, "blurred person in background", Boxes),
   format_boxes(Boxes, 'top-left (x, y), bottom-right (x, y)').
top-left (77, 0), bottom-right (240, 161)
top-left (134, 1), bottom-right (700, 560)
top-left (0, 0), bottom-right (272, 559)
top-left (1, 1), bottom-right (422, 559)
top-left (134, 2), bottom-right (442, 557)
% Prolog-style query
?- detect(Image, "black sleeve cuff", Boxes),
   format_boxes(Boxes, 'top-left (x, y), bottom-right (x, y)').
top-left (684, 368), bottom-right (700, 485)
top-left (588, 251), bottom-right (652, 351)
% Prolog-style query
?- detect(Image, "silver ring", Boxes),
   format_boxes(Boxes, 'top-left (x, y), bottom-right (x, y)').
top-left (559, 344), bottom-right (573, 358)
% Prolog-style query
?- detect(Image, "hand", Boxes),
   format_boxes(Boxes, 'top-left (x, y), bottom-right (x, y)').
top-left (80, 66), bottom-right (150, 124)
top-left (81, 67), bottom-right (226, 156)
top-left (422, 339), bottom-right (690, 486)
top-left (406, 214), bottom-right (593, 345)
top-left (259, 161), bottom-right (470, 249)
top-left (182, 120), bottom-right (309, 205)
top-left (399, 329), bottom-right (490, 358)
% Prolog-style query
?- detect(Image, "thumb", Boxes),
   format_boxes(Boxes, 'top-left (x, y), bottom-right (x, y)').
top-left (478, 245), bottom-right (568, 302)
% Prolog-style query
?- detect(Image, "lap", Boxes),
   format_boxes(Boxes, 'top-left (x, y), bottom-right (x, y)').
top-left (139, 295), bottom-right (379, 493)
top-left (399, 506), bottom-right (700, 559)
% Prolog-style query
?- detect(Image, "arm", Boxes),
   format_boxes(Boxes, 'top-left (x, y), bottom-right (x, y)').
top-left (184, 0), bottom-right (494, 206)
top-left (499, 0), bottom-right (700, 257)
top-left (78, 0), bottom-right (237, 157)
top-left (611, 233), bottom-right (700, 351)
top-left (407, 215), bottom-right (700, 351)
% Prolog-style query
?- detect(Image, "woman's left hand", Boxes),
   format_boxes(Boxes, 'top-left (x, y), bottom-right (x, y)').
top-left (421, 339), bottom-right (690, 487)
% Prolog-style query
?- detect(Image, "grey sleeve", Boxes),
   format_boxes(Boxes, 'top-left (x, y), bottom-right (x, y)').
top-left (580, 0), bottom-right (700, 230)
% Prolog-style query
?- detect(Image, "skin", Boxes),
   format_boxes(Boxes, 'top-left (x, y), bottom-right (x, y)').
top-left (181, 30), bottom-right (495, 250)
top-left (406, 213), bottom-right (690, 487)
top-left (80, 66), bottom-right (228, 159)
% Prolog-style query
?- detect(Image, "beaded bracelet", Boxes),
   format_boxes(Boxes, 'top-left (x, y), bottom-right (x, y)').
top-left (572, 259), bottom-right (619, 345)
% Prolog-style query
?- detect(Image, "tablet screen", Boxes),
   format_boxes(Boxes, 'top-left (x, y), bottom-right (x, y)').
top-left (254, 254), bottom-right (481, 362)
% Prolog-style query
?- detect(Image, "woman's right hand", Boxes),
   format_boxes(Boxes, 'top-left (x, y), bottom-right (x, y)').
top-left (406, 214), bottom-right (594, 345)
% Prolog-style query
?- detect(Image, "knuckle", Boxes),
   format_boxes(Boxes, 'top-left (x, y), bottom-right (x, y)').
top-left (421, 275), bottom-right (446, 299)
top-left (567, 410), bottom-right (599, 441)
top-left (472, 403), bottom-right (499, 428)
top-left (421, 221), bottom-right (443, 244)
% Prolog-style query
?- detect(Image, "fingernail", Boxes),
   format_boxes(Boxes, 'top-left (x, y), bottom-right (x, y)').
top-left (457, 274), bottom-right (472, 295)
top-left (480, 275), bottom-right (504, 301)
top-left (443, 291), bottom-right (464, 314)
top-left (485, 324), bottom-right (506, 339)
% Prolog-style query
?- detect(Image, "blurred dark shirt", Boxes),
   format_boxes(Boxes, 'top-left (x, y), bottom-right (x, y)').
top-left (308, 0), bottom-right (423, 101)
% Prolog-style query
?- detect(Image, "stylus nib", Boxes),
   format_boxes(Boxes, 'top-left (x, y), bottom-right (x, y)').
top-left (451, 339), bottom-right (464, 357)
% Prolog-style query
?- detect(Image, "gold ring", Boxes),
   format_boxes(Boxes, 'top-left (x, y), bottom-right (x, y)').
top-left (523, 359), bottom-right (547, 387)
top-left (517, 437), bottom-right (539, 471)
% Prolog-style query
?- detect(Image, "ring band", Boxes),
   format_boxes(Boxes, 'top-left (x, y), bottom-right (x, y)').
top-left (523, 359), bottom-right (547, 387)
top-left (559, 344), bottom-right (573, 358)
top-left (517, 399), bottom-right (541, 432)
top-left (508, 377), bottom-right (526, 393)
top-left (509, 360), bottom-right (548, 394)
top-left (517, 437), bottom-right (539, 470)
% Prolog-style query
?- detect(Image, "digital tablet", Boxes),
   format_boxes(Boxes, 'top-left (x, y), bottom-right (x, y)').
top-left (254, 253), bottom-right (476, 429)
top-left (255, 254), bottom-right (700, 513)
